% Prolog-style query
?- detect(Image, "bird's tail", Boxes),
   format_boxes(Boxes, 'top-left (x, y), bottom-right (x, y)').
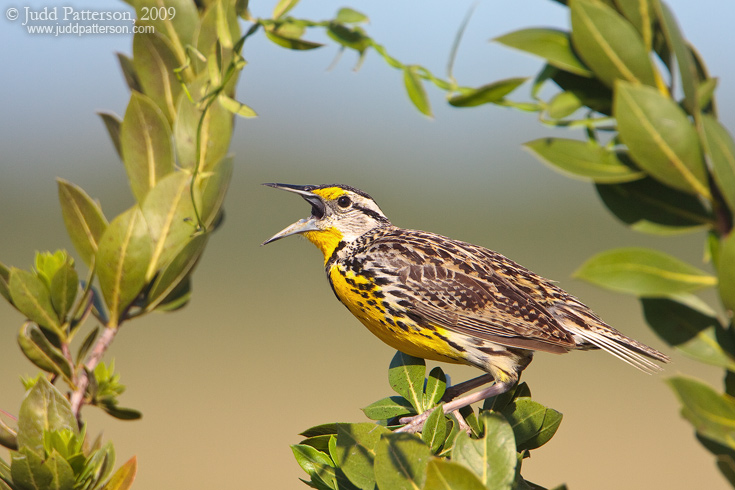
top-left (549, 301), bottom-right (670, 374)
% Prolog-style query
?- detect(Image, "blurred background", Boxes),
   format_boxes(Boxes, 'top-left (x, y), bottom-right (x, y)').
top-left (1, 0), bottom-right (733, 488)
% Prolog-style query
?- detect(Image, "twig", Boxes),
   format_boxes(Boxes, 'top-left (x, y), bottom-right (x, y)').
top-left (70, 326), bottom-right (118, 421)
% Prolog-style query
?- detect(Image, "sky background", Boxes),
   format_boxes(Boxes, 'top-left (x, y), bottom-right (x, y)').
top-left (1, 0), bottom-right (734, 488)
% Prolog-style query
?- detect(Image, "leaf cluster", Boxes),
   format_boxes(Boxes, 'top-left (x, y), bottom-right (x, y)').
top-left (2, 0), bottom-right (253, 488)
top-left (0, 378), bottom-right (136, 490)
top-left (486, 2), bottom-right (735, 483)
top-left (293, 353), bottom-right (565, 490)
top-left (467, 0), bottom-right (735, 484)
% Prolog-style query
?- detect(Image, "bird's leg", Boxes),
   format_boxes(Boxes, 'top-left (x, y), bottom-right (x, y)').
top-left (396, 380), bottom-right (514, 433)
top-left (451, 409), bottom-right (471, 434)
top-left (441, 373), bottom-right (495, 402)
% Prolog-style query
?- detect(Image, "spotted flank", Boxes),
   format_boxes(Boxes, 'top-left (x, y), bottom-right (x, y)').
top-left (263, 183), bottom-right (670, 391)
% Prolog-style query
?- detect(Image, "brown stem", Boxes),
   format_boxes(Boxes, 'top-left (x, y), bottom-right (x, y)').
top-left (70, 326), bottom-right (118, 421)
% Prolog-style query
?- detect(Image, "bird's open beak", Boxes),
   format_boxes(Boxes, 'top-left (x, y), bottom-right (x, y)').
top-left (261, 183), bottom-right (327, 245)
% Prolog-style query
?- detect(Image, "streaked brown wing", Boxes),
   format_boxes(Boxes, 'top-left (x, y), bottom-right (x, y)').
top-left (364, 230), bottom-right (577, 353)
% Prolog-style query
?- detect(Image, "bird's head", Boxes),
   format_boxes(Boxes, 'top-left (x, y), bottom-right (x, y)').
top-left (261, 183), bottom-right (391, 261)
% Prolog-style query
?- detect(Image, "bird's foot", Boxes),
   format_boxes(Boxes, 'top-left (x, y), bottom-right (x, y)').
top-left (394, 380), bottom-right (513, 434)
top-left (395, 408), bottom-right (436, 433)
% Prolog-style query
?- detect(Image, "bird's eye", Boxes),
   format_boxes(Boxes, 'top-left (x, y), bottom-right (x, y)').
top-left (337, 196), bottom-right (352, 208)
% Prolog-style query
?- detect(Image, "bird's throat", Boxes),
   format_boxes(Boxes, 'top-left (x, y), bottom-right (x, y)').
top-left (304, 228), bottom-right (344, 264)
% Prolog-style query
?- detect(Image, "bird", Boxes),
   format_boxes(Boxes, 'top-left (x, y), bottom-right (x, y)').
top-left (262, 183), bottom-right (670, 431)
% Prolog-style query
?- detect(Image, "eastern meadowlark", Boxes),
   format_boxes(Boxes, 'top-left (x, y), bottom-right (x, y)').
top-left (262, 183), bottom-right (670, 431)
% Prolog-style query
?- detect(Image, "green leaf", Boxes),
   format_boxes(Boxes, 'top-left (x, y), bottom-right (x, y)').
top-left (43, 450), bottom-right (75, 490)
top-left (0, 261), bottom-right (11, 305)
top-left (500, 398), bottom-right (563, 451)
top-left (653, 1), bottom-right (699, 115)
top-left (49, 261), bottom-right (77, 322)
top-left (116, 53), bottom-right (141, 93)
top-left (151, 277), bottom-right (191, 312)
top-left (574, 247), bottom-right (717, 296)
top-left (76, 327), bottom-right (98, 364)
top-left (333, 423), bottom-right (390, 490)
top-left (615, 0), bottom-right (653, 48)
top-left (100, 456), bottom-right (137, 490)
top-left (523, 406), bottom-right (563, 451)
top-left (218, 94), bottom-right (257, 118)
top-left (389, 352), bottom-right (426, 413)
top-left (525, 138), bottom-right (644, 183)
top-left (551, 70), bottom-right (613, 115)
top-left (701, 115), bottom-right (735, 217)
top-left (718, 232), bottom-right (735, 313)
top-left (79, 442), bottom-right (115, 490)
top-left (273, 0), bottom-right (299, 18)
top-left (120, 92), bottom-right (175, 204)
top-left (335, 8), bottom-right (369, 24)
top-left (403, 66), bottom-right (432, 118)
top-left (140, 172), bottom-right (198, 281)
top-left (668, 376), bottom-right (735, 450)
top-left (173, 86), bottom-right (234, 172)
top-left (98, 402), bottom-right (142, 421)
top-left (448, 78), bottom-right (527, 108)
top-left (424, 459), bottom-right (486, 490)
top-left (437, 414), bottom-right (462, 458)
top-left (546, 91), bottom-right (583, 119)
top-left (134, 0), bottom-right (197, 58)
top-left (327, 23), bottom-right (370, 53)
top-left (494, 28), bottom-right (592, 77)
top-left (291, 444), bottom-right (337, 488)
top-left (452, 412), bottom-right (516, 490)
top-left (196, 155), bottom-right (234, 229)
top-left (132, 32), bottom-right (181, 124)
top-left (16, 378), bottom-right (76, 457)
top-left (362, 396), bottom-right (415, 421)
top-left (195, 1), bottom-right (241, 77)
top-left (98, 112), bottom-right (123, 159)
top-left (642, 296), bottom-right (735, 369)
top-left (595, 177), bottom-right (712, 235)
top-left (423, 367), bottom-right (447, 409)
top-left (9, 269), bottom-right (61, 334)
top-left (11, 448), bottom-right (53, 490)
top-left (0, 416), bottom-right (17, 451)
top-left (459, 406), bottom-right (481, 438)
top-left (299, 434), bottom-right (333, 453)
top-left (215, 0), bottom-right (234, 49)
top-left (264, 28), bottom-right (323, 50)
top-left (499, 398), bottom-right (546, 450)
top-left (96, 207), bottom-right (153, 326)
top-left (570, 0), bottom-right (656, 87)
top-left (697, 77), bottom-right (718, 112)
top-left (300, 424), bottom-right (338, 438)
top-left (34, 252), bottom-right (66, 290)
top-left (57, 179), bottom-right (108, 268)
top-left (374, 433), bottom-right (431, 490)
top-left (146, 233), bottom-right (208, 312)
top-left (17, 323), bottom-right (73, 384)
top-left (614, 82), bottom-right (709, 198)
top-left (421, 405), bottom-right (447, 453)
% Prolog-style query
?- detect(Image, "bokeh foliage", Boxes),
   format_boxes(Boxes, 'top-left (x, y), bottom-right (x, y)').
top-left (0, 0), bottom-right (251, 488)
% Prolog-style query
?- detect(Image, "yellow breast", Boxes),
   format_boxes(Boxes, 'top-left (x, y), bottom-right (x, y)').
top-left (327, 264), bottom-right (464, 364)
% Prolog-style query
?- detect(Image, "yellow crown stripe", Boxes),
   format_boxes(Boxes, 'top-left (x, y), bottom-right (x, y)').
top-left (312, 187), bottom-right (347, 200)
